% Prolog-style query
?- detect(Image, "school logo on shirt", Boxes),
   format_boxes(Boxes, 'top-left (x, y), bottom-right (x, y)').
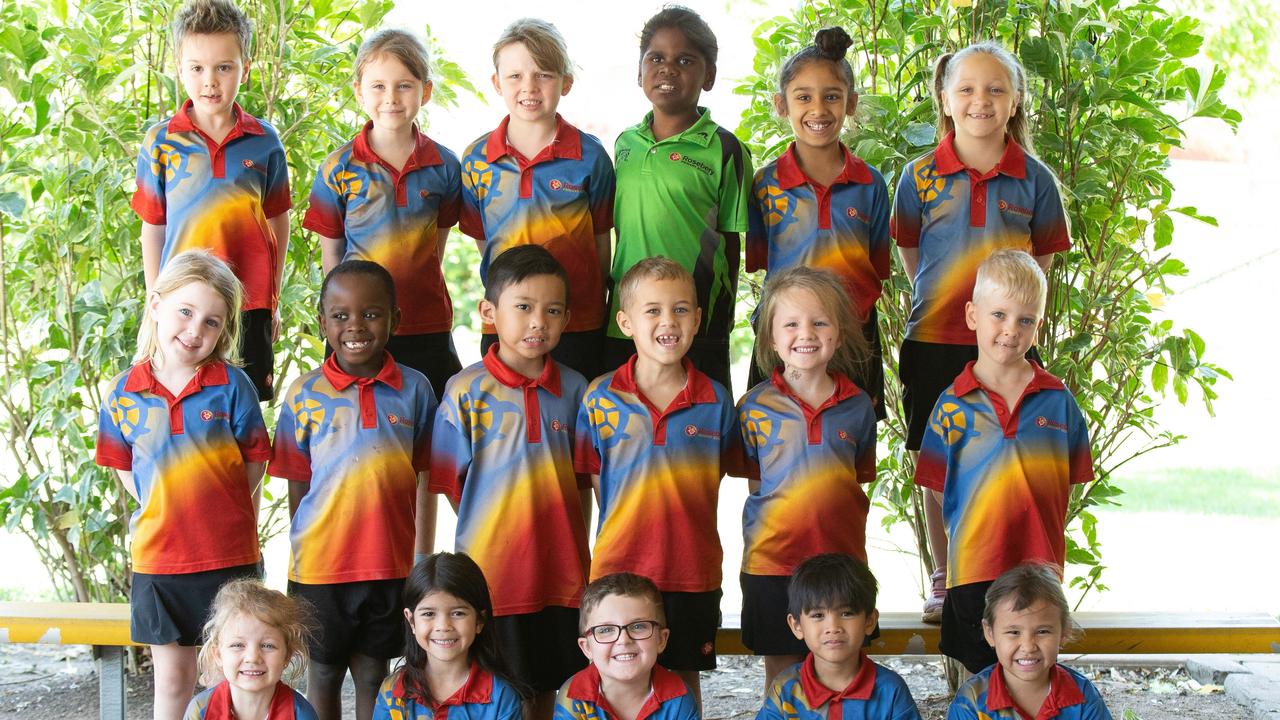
top-left (757, 184), bottom-right (793, 228)
top-left (1035, 416), bottom-right (1068, 432)
top-left (671, 152), bottom-right (714, 176)
top-left (846, 207), bottom-right (864, 221)
top-left (914, 161), bottom-right (952, 204)
top-left (684, 424), bottom-right (721, 440)
top-left (149, 140), bottom-right (191, 184)
top-left (463, 158), bottom-right (496, 201)
top-left (669, 152), bottom-right (682, 162)
top-left (387, 413), bottom-right (400, 425)
top-left (200, 409), bottom-right (230, 422)
top-left (548, 178), bottom-right (583, 193)
top-left (549, 418), bottom-right (568, 433)
top-left (930, 401), bottom-right (977, 447)
top-left (241, 159), bottom-right (267, 176)
top-left (998, 199), bottom-right (1034, 218)
top-left (836, 429), bottom-right (858, 444)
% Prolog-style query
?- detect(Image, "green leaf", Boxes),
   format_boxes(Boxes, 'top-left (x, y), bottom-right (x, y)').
top-left (1020, 36), bottom-right (1059, 81)
top-left (0, 192), bottom-right (25, 218)
top-left (902, 122), bottom-right (935, 147)
top-left (1153, 214), bottom-right (1173, 249)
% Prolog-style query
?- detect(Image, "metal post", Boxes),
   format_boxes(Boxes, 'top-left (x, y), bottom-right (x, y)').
top-left (97, 645), bottom-right (126, 720)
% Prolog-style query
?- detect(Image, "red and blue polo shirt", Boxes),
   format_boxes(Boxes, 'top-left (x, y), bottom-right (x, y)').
top-left (730, 370), bottom-right (877, 576)
top-left (132, 100), bottom-right (292, 312)
top-left (95, 360), bottom-right (269, 575)
top-left (185, 681), bottom-right (318, 720)
top-left (302, 122), bottom-right (461, 335)
top-left (429, 346), bottom-right (590, 615)
top-left (747, 143), bottom-right (890, 319)
top-left (890, 132), bottom-right (1069, 344)
top-left (553, 664), bottom-right (697, 720)
top-left (459, 115), bottom-right (614, 333)
top-left (574, 356), bottom-right (736, 591)
top-left (950, 664), bottom-right (1110, 720)
top-left (374, 663), bottom-right (523, 720)
top-left (915, 362), bottom-right (1093, 588)
top-left (760, 652), bottom-right (921, 720)
top-left (269, 352), bottom-right (436, 585)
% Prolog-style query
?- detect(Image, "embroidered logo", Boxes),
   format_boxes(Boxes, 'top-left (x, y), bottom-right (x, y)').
top-left (549, 179), bottom-right (562, 190)
top-left (548, 178), bottom-right (583, 192)
top-left (201, 409), bottom-right (230, 422)
top-left (387, 413), bottom-right (401, 425)
top-left (419, 189), bottom-right (429, 199)
top-left (684, 424), bottom-right (721, 440)
top-left (998, 199), bottom-right (1033, 218)
top-left (847, 208), bottom-right (859, 219)
top-left (241, 159), bottom-right (267, 176)
top-left (1035, 415), bottom-right (1068, 432)
top-left (616, 148), bottom-right (631, 164)
top-left (550, 419), bottom-right (565, 432)
top-left (701, 642), bottom-right (714, 656)
top-left (669, 152), bottom-right (682, 162)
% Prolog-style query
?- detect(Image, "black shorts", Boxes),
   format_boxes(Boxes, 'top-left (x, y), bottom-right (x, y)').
top-left (325, 332), bottom-right (461, 401)
top-left (289, 578), bottom-right (405, 665)
top-left (940, 580), bottom-right (997, 674)
top-left (239, 309), bottom-right (274, 401)
top-left (491, 606), bottom-right (586, 693)
top-left (658, 590), bottom-right (722, 671)
top-left (481, 327), bottom-right (607, 382)
top-left (130, 563), bottom-right (259, 646)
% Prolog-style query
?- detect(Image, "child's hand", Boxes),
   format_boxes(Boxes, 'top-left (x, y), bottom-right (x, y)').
top-left (272, 308), bottom-right (281, 343)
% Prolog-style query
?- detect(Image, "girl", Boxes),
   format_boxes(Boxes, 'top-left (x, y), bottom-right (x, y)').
top-left (745, 26), bottom-right (890, 420)
top-left (949, 564), bottom-right (1111, 719)
top-left (184, 579), bottom-right (318, 720)
top-left (374, 552), bottom-right (525, 720)
top-left (729, 267), bottom-right (877, 692)
top-left (891, 41), bottom-right (1071, 623)
top-left (95, 250), bottom-right (271, 720)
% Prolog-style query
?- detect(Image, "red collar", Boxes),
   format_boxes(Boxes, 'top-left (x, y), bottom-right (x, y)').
top-left (609, 355), bottom-right (718, 407)
top-left (565, 664), bottom-right (690, 720)
top-left (775, 143), bottom-right (873, 191)
top-left (351, 121), bottom-right (443, 170)
top-left (486, 114), bottom-right (582, 164)
top-left (391, 663), bottom-right (494, 709)
top-left (124, 360), bottom-right (229, 398)
top-left (952, 360), bottom-right (1063, 398)
top-left (167, 99), bottom-right (264, 137)
top-left (933, 131), bottom-right (1027, 179)
top-left (204, 680), bottom-right (297, 720)
top-left (321, 351), bottom-right (403, 392)
top-left (482, 344), bottom-right (562, 397)
top-left (769, 367), bottom-right (861, 410)
top-left (798, 651), bottom-right (878, 705)
top-left (986, 664), bottom-right (1085, 719)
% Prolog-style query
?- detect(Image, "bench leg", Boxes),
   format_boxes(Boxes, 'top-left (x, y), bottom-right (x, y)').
top-left (97, 645), bottom-right (126, 720)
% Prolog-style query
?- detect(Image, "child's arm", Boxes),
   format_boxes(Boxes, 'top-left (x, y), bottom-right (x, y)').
top-left (246, 462), bottom-right (266, 518)
top-left (890, 160), bottom-right (923, 284)
top-left (114, 471), bottom-right (140, 503)
top-left (899, 247), bottom-right (920, 283)
top-left (140, 222), bottom-right (165, 291)
top-left (414, 471), bottom-right (436, 558)
top-left (595, 232), bottom-right (611, 288)
top-left (268, 211), bottom-right (290, 340)
top-left (318, 233), bottom-right (345, 277)
top-left (437, 228), bottom-right (450, 267)
top-left (288, 481), bottom-right (307, 518)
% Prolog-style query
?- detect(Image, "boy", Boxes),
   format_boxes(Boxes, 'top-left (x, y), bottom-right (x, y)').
top-left (604, 7), bottom-right (753, 392)
top-left (555, 573), bottom-right (698, 720)
top-left (459, 18), bottom-right (614, 381)
top-left (914, 249), bottom-right (1093, 675)
top-left (270, 261), bottom-right (437, 720)
top-left (430, 245), bottom-right (591, 720)
top-left (575, 257), bottom-right (736, 708)
top-left (759, 554), bottom-right (920, 720)
top-left (132, 0), bottom-right (291, 401)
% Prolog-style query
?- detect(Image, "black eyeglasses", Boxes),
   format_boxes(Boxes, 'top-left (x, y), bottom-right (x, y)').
top-left (581, 620), bottom-right (661, 643)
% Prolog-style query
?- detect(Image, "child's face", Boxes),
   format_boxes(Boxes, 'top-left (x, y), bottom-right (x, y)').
top-left (178, 32), bottom-right (249, 121)
top-left (356, 53), bottom-right (432, 134)
top-left (319, 273), bottom-right (399, 378)
top-left (216, 612), bottom-right (290, 696)
top-left (941, 53), bottom-right (1017, 144)
top-left (787, 605), bottom-right (878, 672)
top-left (492, 41), bottom-right (571, 126)
top-left (577, 594), bottom-right (668, 687)
top-left (776, 61), bottom-right (857, 153)
top-left (965, 288), bottom-right (1042, 368)
top-left (404, 590), bottom-right (483, 670)
top-left (148, 281), bottom-right (229, 370)
top-left (770, 288), bottom-right (839, 375)
top-left (982, 598), bottom-right (1063, 690)
top-left (617, 277), bottom-right (701, 370)
top-left (639, 27), bottom-right (714, 118)
top-left (478, 274), bottom-right (568, 377)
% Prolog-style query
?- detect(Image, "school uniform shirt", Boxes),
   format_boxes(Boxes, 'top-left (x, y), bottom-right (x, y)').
top-left (574, 356), bottom-right (736, 591)
top-left (948, 664), bottom-right (1111, 720)
top-left (374, 663), bottom-right (523, 720)
top-left (184, 681), bottom-right (319, 720)
top-left (131, 100), bottom-right (292, 311)
top-left (610, 107), bottom-right (752, 343)
top-left (429, 346), bottom-right (590, 615)
top-left (459, 115), bottom-right (614, 333)
top-left (758, 652), bottom-right (921, 720)
top-left (554, 663), bottom-right (697, 720)
top-left (730, 369), bottom-right (876, 576)
top-left (303, 122), bottom-right (462, 335)
top-left (746, 143), bottom-right (890, 319)
top-left (269, 352), bottom-right (436, 585)
top-left (95, 361), bottom-right (269, 575)
top-left (890, 132), bottom-right (1069, 344)
top-left (915, 362), bottom-right (1093, 588)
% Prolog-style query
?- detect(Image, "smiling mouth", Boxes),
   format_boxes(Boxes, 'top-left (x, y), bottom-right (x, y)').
top-left (343, 340), bottom-right (371, 351)
top-left (611, 653), bottom-right (638, 662)
top-left (522, 335), bottom-right (546, 345)
top-left (518, 99), bottom-right (542, 110)
top-left (804, 119), bottom-right (834, 133)
top-left (655, 82), bottom-right (677, 92)
top-left (791, 345), bottom-right (819, 354)
top-left (430, 638), bottom-right (458, 648)
top-left (1014, 657), bottom-right (1042, 669)
top-left (656, 334), bottom-right (680, 346)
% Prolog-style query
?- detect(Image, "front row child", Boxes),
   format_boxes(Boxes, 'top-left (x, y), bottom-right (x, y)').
top-left (554, 573), bottom-right (698, 720)
top-left (948, 564), bottom-right (1111, 719)
top-left (184, 579), bottom-right (319, 720)
top-left (758, 554), bottom-right (920, 720)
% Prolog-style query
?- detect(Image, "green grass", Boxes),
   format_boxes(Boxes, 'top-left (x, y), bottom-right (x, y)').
top-left (1108, 467), bottom-right (1280, 517)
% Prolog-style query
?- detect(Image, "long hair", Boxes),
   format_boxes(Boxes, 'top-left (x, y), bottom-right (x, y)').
top-left (196, 578), bottom-right (315, 686)
top-left (931, 40), bottom-right (1031, 152)
top-left (754, 266), bottom-right (869, 380)
top-left (983, 563), bottom-right (1079, 645)
top-left (135, 249), bottom-right (243, 368)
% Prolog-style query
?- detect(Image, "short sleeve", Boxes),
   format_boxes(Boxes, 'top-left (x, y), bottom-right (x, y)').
top-left (587, 142), bottom-right (616, 234)
top-left (744, 169), bottom-right (769, 272)
top-left (754, 675), bottom-right (788, 720)
top-left (913, 394), bottom-right (953, 493)
top-left (95, 389), bottom-right (134, 471)
top-left (715, 129), bottom-right (752, 233)
top-left (427, 381), bottom-right (473, 503)
top-left (945, 682), bottom-right (982, 720)
top-left (724, 399), bottom-right (761, 480)
top-left (868, 173), bottom-right (892, 280)
top-left (370, 674), bottom-right (397, 720)
top-left (293, 689), bottom-right (321, 720)
top-left (492, 677), bottom-right (525, 720)
top-left (301, 155), bottom-right (347, 239)
top-left (1079, 677), bottom-right (1114, 720)
top-left (437, 153), bottom-right (463, 230)
top-left (261, 134), bottom-right (292, 218)
top-left (229, 371), bottom-right (271, 463)
top-left (552, 681), bottom-right (584, 720)
top-left (458, 139), bottom-right (487, 241)
top-left (268, 379), bottom-right (313, 482)
top-left (131, 125), bottom-right (168, 225)
top-left (1029, 168), bottom-right (1070, 255)
top-left (573, 392), bottom-right (602, 475)
top-left (717, 391), bottom-right (739, 469)
top-left (891, 161), bottom-right (923, 248)
top-left (1065, 392), bottom-right (1094, 486)
top-left (854, 396), bottom-right (877, 485)
top-left (412, 378), bottom-right (439, 473)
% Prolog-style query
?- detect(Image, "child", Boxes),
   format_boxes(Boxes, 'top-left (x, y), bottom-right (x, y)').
top-left (914, 250), bottom-right (1093, 675)
top-left (891, 41), bottom-right (1071, 622)
top-left (758, 554), bottom-right (920, 720)
top-left (303, 28), bottom-right (463, 400)
top-left (184, 579), bottom-right (318, 720)
top-left (459, 18), bottom-right (614, 381)
top-left (430, 245), bottom-right (591, 720)
top-left (746, 27), bottom-right (889, 420)
top-left (374, 552), bottom-right (524, 720)
top-left (575, 257), bottom-right (736, 706)
top-left (729, 266), bottom-right (876, 692)
top-left (269, 261), bottom-right (438, 720)
top-left (948, 564), bottom-right (1111, 719)
top-left (132, 0), bottom-right (291, 401)
top-left (604, 6), bottom-right (753, 392)
top-left (554, 573), bottom-right (698, 720)
top-left (95, 250), bottom-right (270, 720)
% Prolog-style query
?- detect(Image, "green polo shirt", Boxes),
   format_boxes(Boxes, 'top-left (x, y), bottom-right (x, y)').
top-left (609, 108), bottom-right (752, 342)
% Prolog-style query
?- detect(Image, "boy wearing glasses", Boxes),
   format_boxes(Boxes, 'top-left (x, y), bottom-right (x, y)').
top-left (555, 573), bottom-right (698, 720)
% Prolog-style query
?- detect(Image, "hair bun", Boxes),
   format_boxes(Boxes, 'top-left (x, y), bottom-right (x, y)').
top-left (814, 27), bottom-right (853, 60)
